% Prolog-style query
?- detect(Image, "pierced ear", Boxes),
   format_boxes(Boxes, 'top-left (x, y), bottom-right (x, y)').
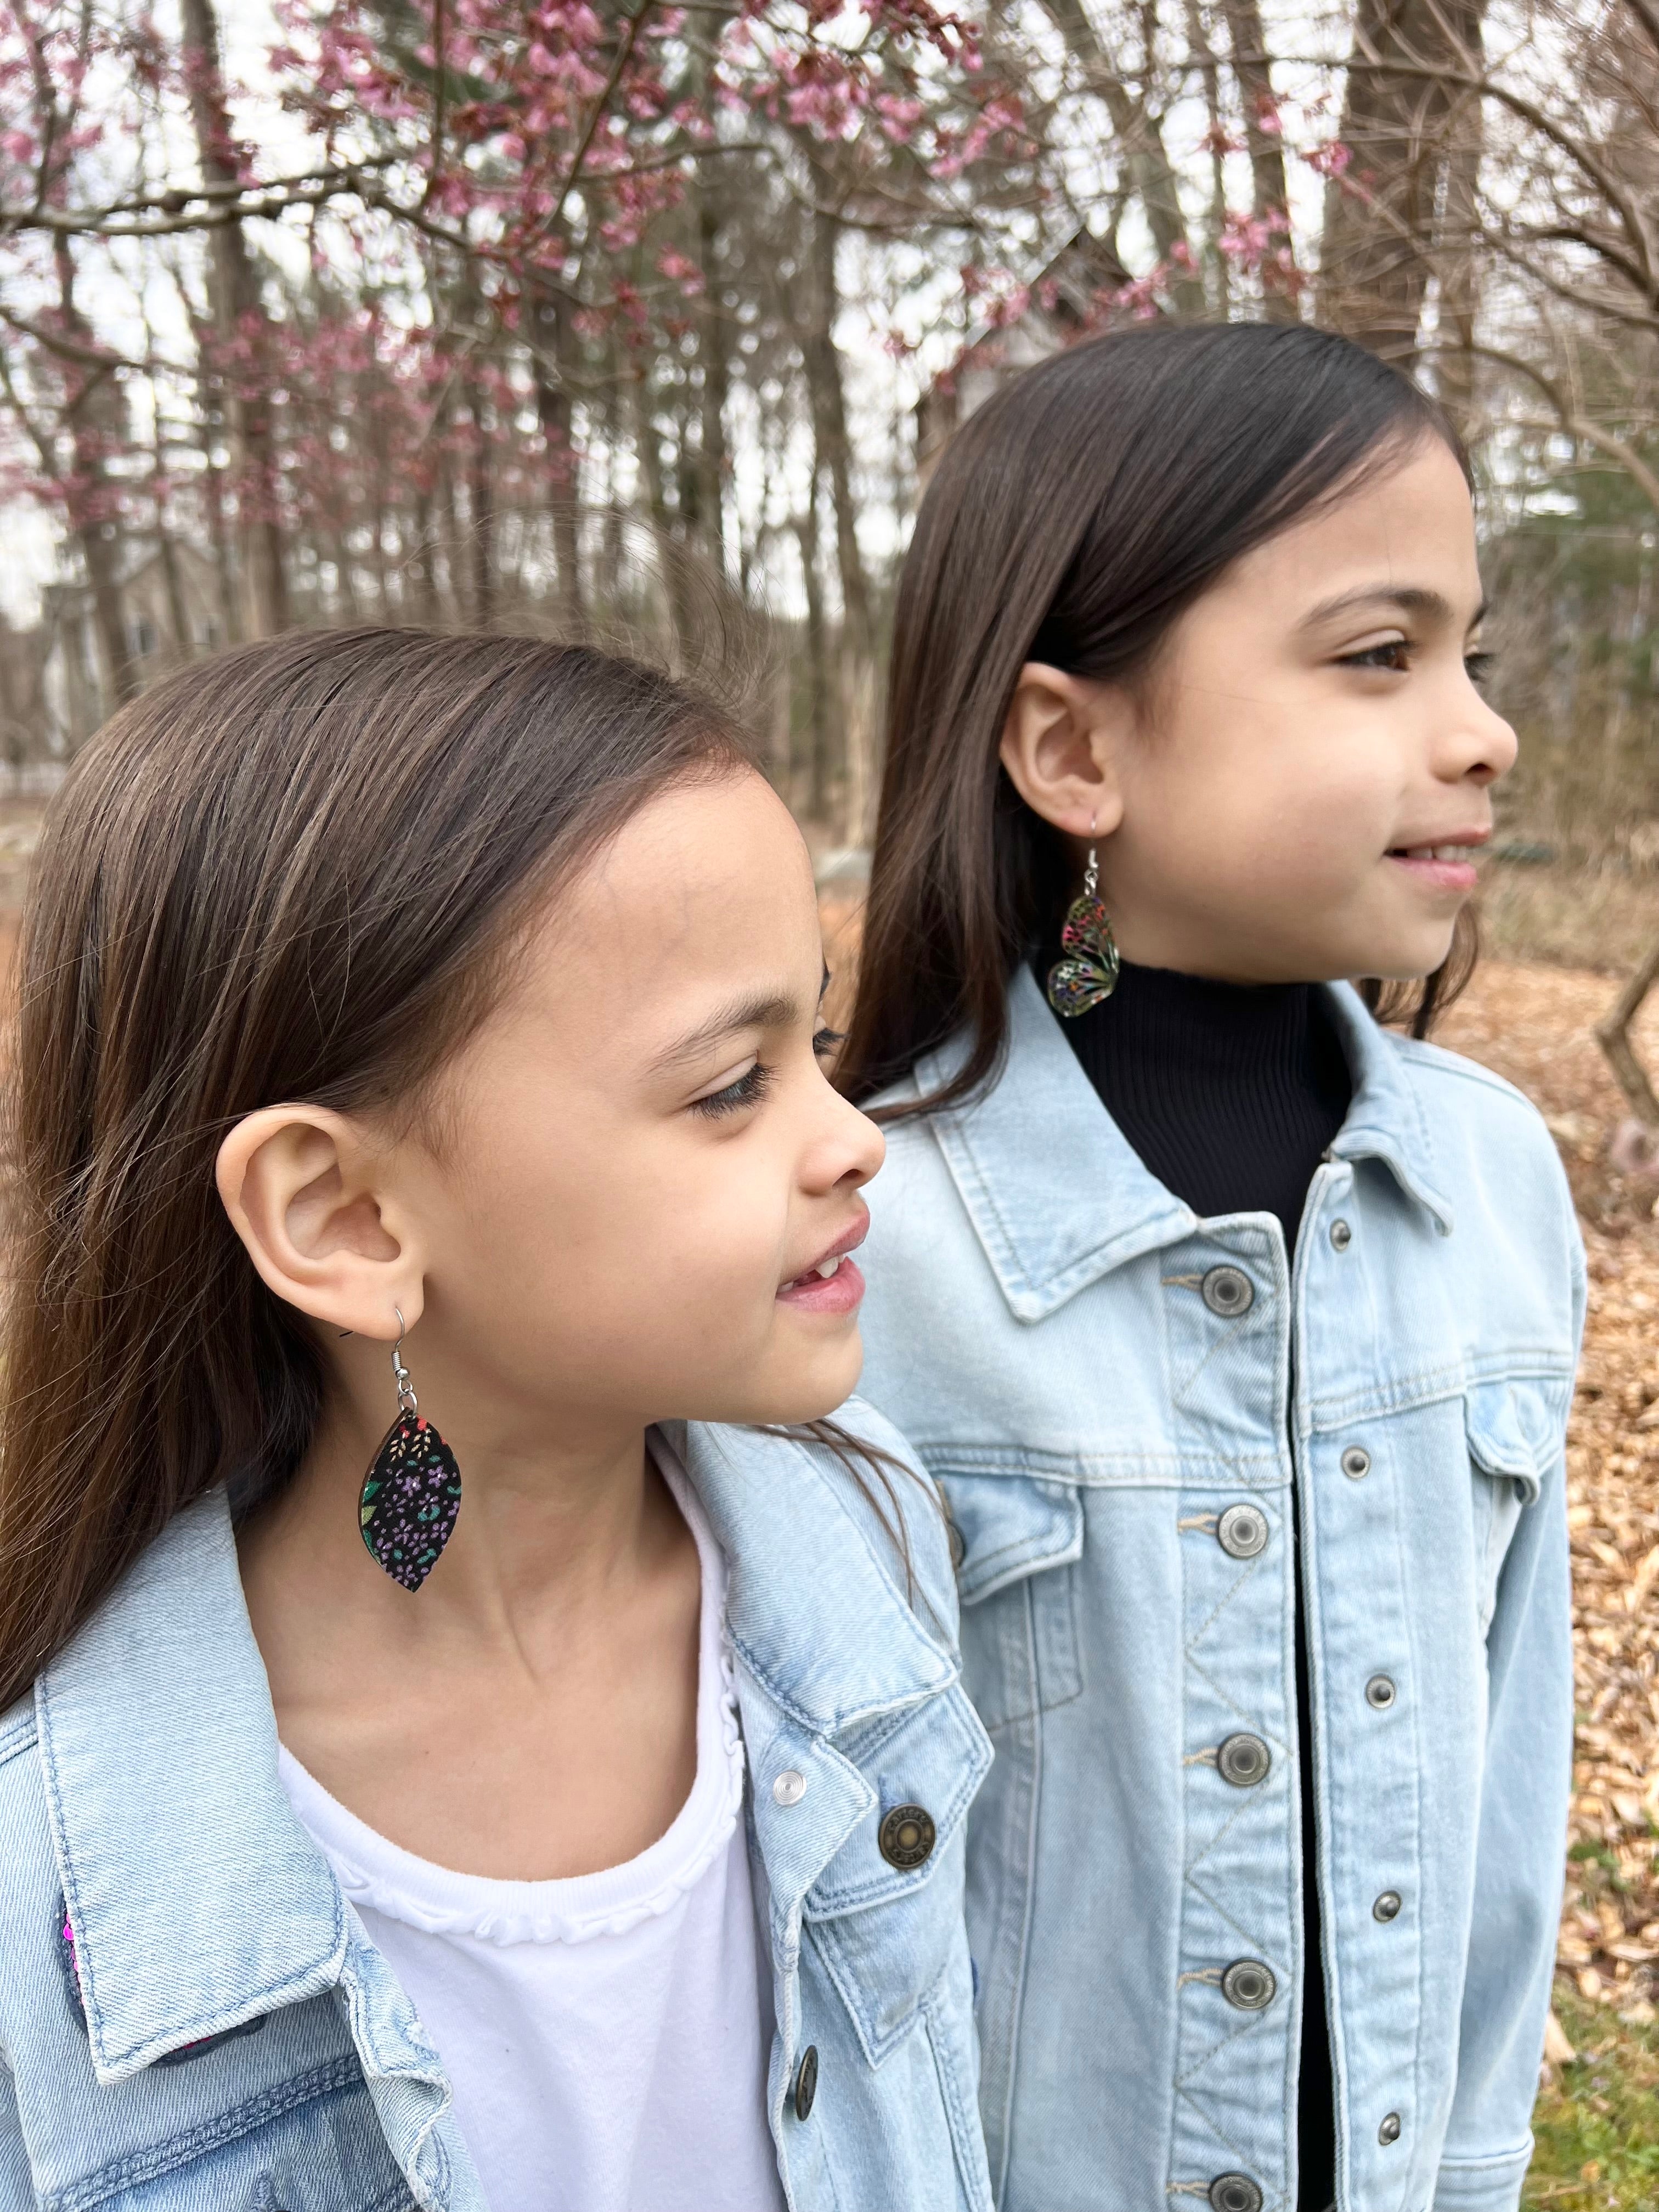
top-left (215, 1105), bottom-right (424, 1341)
top-left (999, 662), bottom-right (1131, 840)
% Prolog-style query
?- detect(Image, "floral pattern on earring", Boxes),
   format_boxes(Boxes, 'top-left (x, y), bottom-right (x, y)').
top-left (1046, 844), bottom-right (1120, 1017)
top-left (357, 1310), bottom-right (462, 1592)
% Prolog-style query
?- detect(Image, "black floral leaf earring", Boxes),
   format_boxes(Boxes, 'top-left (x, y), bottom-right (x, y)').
top-left (357, 1308), bottom-right (462, 1593)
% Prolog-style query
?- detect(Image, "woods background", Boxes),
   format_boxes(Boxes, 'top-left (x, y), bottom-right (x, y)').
top-left (8, 1), bottom-right (1659, 2196)
top-left (6, 0), bottom-right (1659, 885)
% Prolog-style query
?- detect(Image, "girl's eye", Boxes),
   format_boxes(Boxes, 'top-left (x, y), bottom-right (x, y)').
top-left (813, 1025), bottom-right (846, 1058)
top-left (691, 1060), bottom-right (775, 1120)
top-left (1464, 649), bottom-right (1494, 686)
top-left (1339, 638), bottom-right (1411, 673)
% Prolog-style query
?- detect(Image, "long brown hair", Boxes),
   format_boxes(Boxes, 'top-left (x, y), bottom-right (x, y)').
top-left (0, 628), bottom-right (753, 1712)
top-left (839, 323), bottom-right (1477, 1116)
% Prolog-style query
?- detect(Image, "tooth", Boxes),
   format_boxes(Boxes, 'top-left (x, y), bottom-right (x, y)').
top-left (815, 1257), bottom-right (840, 1279)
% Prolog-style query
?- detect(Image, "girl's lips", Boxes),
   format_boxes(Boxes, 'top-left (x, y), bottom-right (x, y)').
top-left (775, 1256), bottom-right (866, 1317)
top-left (1386, 845), bottom-right (1481, 895)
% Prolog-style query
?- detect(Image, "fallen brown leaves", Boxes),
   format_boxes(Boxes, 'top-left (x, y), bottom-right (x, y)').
top-left (1440, 962), bottom-right (1659, 2024)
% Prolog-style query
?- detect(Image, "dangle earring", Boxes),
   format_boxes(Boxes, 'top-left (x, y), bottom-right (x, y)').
top-left (1046, 824), bottom-right (1120, 1018)
top-left (357, 1308), bottom-right (462, 1592)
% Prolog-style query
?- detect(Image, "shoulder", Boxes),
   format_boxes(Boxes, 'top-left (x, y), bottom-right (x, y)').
top-left (1383, 1026), bottom-right (1585, 1324)
top-left (680, 1405), bottom-right (961, 1650)
top-left (1388, 1029), bottom-right (1576, 1214)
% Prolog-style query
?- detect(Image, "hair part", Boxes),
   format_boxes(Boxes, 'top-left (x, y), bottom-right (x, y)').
top-left (0, 628), bottom-right (757, 1713)
top-left (838, 323), bottom-right (1474, 1118)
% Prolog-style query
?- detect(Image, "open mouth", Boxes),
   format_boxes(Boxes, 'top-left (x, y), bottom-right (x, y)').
top-left (783, 1251), bottom-right (854, 1290)
top-left (1385, 839), bottom-right (1484, 892)
top-left (776, 1211), bottom-right (870, 1314)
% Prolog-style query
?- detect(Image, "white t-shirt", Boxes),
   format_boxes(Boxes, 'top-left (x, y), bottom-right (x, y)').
top-left (278, 1440), bottom-right (784, 2212)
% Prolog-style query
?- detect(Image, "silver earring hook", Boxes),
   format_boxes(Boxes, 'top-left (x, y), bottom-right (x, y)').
top-left (1084, 812), bottom-right (1099, 901)
top-left (392, 1305), bottom-right (417, 1417)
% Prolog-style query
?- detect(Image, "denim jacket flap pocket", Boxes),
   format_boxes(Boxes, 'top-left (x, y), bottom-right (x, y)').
top-left (939, 1472), bottom-right (1084, 1605)
top-left (802, 1684), bottom-right (990, 2064)
top-left (1464, 1375), bottom-right (1567, 1638)
top-left (1463, 1376), bottom-right (1568, 1507)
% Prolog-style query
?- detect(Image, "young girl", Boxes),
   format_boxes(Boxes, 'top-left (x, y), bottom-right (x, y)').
top-left (842, 325), bottom-right (1582, 2212)
top-left (0, 629), bottom-right (993, 2212)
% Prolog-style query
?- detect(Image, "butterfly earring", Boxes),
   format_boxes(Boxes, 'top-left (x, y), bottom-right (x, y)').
top-left (1046, 831), bottom-right (1120, 1018)
top-left (357, 1308), bottom-right (463, 1592)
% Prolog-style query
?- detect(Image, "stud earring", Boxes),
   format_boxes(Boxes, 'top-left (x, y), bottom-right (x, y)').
top-left (357, 1308), bottom-right (462, 1592)
top-left (1046, 828), bottom-right (1120, 1018)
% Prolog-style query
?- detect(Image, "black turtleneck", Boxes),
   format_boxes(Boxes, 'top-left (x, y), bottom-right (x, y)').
top-left (1040, 952), bottom-right (1351, 2212)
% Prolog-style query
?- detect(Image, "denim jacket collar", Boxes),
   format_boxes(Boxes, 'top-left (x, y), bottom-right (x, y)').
top-left (676, 1416), bottom-right (958, 1731)
top-left (36, 1420), bottom-right (957, 2085)
top-left (913, 964), bottom-right (1455, 1324)
top-left (33, 1492), bottom-right (347, 2084)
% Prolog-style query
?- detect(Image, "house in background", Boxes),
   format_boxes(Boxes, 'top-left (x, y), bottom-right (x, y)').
top-left (915, 229), bottom-right (1131, 482)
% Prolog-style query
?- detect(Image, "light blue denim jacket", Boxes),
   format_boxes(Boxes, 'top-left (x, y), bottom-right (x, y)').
top-left (856, 969), bottom-right (1583, 2212)
top-left (0, 1409), bottom-right (992, 2212)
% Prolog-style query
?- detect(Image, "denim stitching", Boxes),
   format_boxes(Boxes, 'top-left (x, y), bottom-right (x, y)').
top-left (45, 2056), bottom-right (363, 2212)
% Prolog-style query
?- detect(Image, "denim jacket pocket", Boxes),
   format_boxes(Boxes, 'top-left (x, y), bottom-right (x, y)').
top-left (1464, 1376), bottom-right (1568, 1637)
top-left (937, 1474), bottom-right (1085, 1731)
top-left (803, 1684), bottom-right (989, 2063)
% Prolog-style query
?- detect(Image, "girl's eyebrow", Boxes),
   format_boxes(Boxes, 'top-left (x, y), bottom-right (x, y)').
top-left (1301, 584), bottom-right (1486, 630)
top-left (652, 969), bottom-right (831, 1071)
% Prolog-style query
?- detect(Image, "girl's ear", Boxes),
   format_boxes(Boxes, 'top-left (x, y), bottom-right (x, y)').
top-left (215, 1106), bottom-right (425, 1341)
top-left (999, 662), bottom-right (1132, 839)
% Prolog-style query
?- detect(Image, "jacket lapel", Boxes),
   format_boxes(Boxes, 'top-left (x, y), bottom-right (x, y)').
top-left (35, 1491), bottom-right (346, 2084)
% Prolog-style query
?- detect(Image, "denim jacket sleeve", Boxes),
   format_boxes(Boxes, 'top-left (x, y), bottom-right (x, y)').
top-left (1434, 1233), bottom-right (1584, 2212)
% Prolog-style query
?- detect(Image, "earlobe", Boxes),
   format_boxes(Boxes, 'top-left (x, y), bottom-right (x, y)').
top-left (999, 662), bottom-right (1129, 840)
top-left (215, 1106), bottom-right (422, 1340)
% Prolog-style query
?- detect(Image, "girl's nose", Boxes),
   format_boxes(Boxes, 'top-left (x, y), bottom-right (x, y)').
top-left (1443, 682), bottom-right (1517, 788)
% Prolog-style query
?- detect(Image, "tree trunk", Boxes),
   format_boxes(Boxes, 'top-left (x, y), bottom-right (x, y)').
top-left (532, 289), bottom-right (588, 639)
top-left (796, 490), bottom-right (832, 822)
top-left (1035, 0), bottom-right (1205, 314)
top-left (804, 206), bottom-right (873, 672)
top-left (697, 190), bottom-right (730, 579)
top-left (1221, 0), bottom-right (1299, 317)
top-left (465, 382), bottom-right (496, 630)
top-left (1318, 0), bottom-right (1487, 360)
top-left (52, 241), bottom-right (136, 713)
top-left (179, 0), bottom-right (289, 635)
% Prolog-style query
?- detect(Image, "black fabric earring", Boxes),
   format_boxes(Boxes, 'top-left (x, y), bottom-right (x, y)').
top-left (357, 1308), bottom-right (462, 1592)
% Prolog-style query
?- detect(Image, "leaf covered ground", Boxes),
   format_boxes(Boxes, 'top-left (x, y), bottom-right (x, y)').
top-left (1435, 962), bottom-right (1659, 2207)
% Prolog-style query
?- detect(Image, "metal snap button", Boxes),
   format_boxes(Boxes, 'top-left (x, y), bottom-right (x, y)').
top-left (1217, 1503), bottom-right (1269, 1560)
top-left (793, 2044), bottom-right (819, 2121)
top-left (772, 1769), bottom-right (806, 1807)
top-left (1378, 2111), bottom-right (1402, 2145)
top-left (1201, 1265), bottom-right (1255, 1317)
top-left (1329, 1218), bottom-right (1352, 1251)
top-left (1373, 1891), bottom-right (1402, 1922)
top-left (878, 1803), bottom-right (937, 1869)
top-left (1365, 1674), bottom-right (1397, 1711)
top-left (1216, 1733), bottom-right (1271, 1787)
top-left (1209, 2176), bottom-right (1264, 2212)
top-left (1221, 1958), bottom-right (1277, 2011)
top-left (1341, 1445), bottom-right (1371, 1480)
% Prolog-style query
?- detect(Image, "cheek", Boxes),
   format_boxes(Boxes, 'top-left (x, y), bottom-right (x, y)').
top-left (440, 1112), bottom-right (789, 1367)
top-left (1138, 718), bottom-right (1398, 893)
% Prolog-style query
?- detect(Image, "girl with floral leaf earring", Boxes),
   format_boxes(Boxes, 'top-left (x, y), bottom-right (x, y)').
top-left (0, 628), bottom-right (992, 2212)
top-left (840, 323), bottom-right (1582, 2212)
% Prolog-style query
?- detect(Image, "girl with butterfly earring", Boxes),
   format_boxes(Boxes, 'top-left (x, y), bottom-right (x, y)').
top-left (0, 629), bottom-right (992, 2212)
top-left (838, 325), bottom-right (1582, 2212)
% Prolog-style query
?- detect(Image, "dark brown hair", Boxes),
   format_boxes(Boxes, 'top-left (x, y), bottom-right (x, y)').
top-left (0, 627), bottom-right (755, 1712)
top-left (839, 322), bottom-right (1477, 1115)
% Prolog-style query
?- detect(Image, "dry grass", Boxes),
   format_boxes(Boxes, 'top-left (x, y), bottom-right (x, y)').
top-left (1481, 859), bottom-right (1659, 978)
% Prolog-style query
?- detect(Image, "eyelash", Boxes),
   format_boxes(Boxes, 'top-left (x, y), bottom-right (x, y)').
top-left (689, 1027), bottom-right (846, 1120)
top-left (1338, 640), bottom-right (1495, 684)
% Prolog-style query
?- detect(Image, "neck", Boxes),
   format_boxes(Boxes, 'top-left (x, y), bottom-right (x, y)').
top-left (239, 1359), bottom-right (671, 1659)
